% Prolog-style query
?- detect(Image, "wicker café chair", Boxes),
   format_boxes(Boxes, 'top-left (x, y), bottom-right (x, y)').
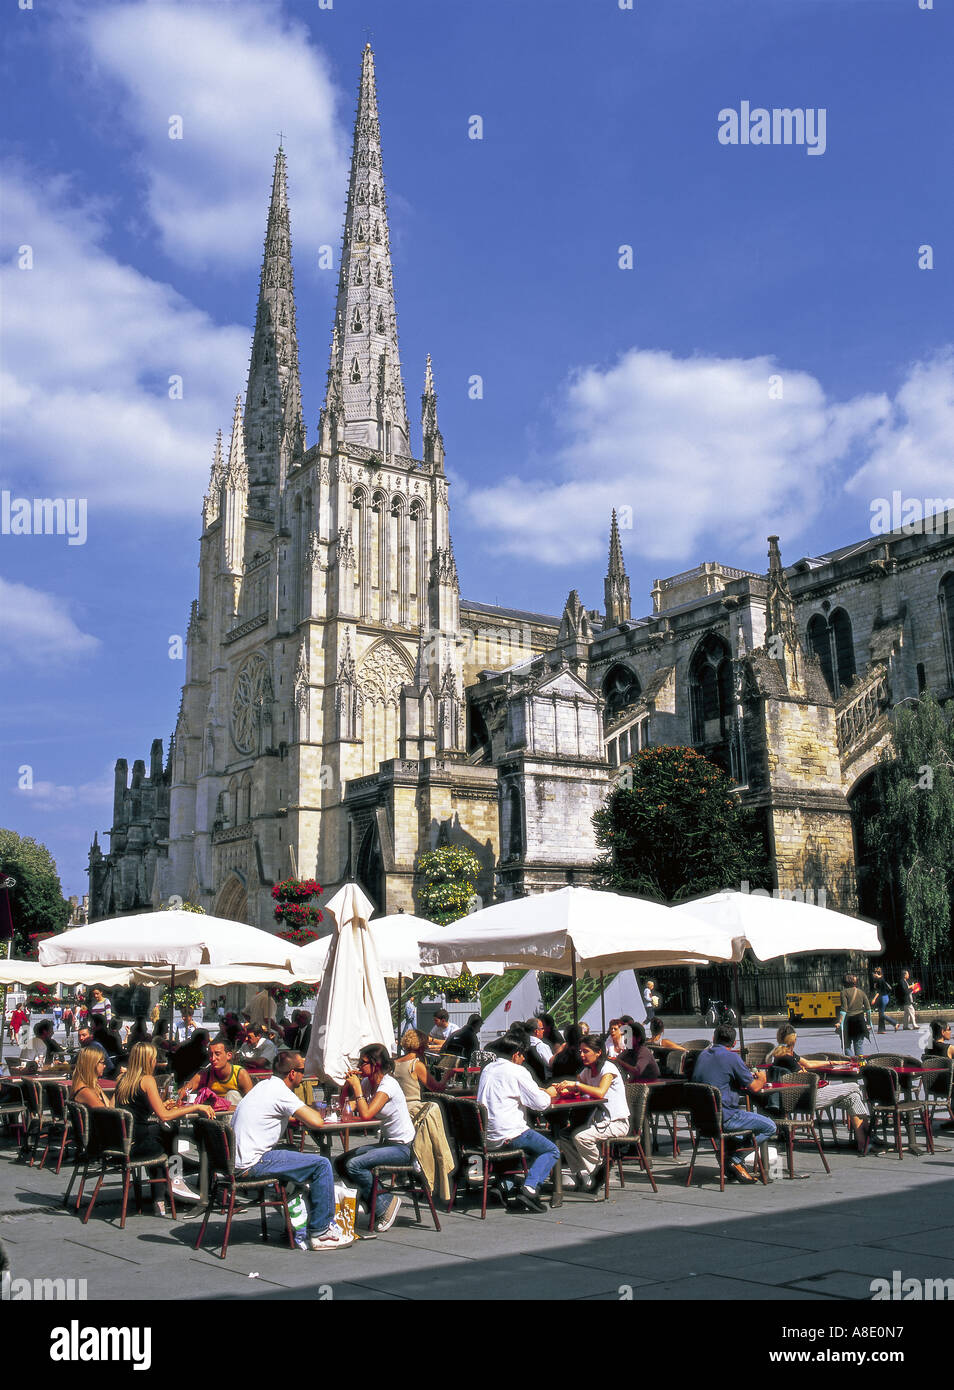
top-left (81, 1108), bottom-right (177, 1228)
top-left (443, 1097), bottom-right (528, 1219)
top-left (683, 1083), bottom-right (768, 1189)
top-left (18, 1078), bottom-right (50, 1167)
top-left (743, 1043), bottom-right (774, 1068)
top-left (646, 1079), bottom-right (694, 1158)
top-left (192, 1118), bottom-right (295, 1260)
top-left (861, 1066), bottom-right (935, 1160)
top-left (63, 1101), bottom-right (95, 1211)
top-left (756, 1073), bottom-right (830, 1180)
top-left (600, 1083), bottom-right (657, 1197)
top-left (0, 1081), bottom-right (25, 1149)
top-left (368, 1103), bottom-right (442, 1232)
top-left (920, 1057), bottom-right (953, 1126)
top-left (39, 1082), bottom-right (72, 1174)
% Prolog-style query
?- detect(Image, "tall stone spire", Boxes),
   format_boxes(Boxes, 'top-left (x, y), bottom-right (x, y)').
top-left (421, 354), bottom-right (444, 470)
top-left (222, 397), bottom-right (248, 582)
top-left (764, 535), bottom-right (803, 687)
top-left (202, 429), bottom-right (225, 529)
top-left (244, 145), bottom-right (305, 514)
top-left (321, 44), bottom-right (410, 459)
top-left (604, 510), bottom-right (631, 627)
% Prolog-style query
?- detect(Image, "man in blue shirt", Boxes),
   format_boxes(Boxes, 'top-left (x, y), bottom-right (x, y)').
top-left (693, 1024), bottom-right (777, 1182)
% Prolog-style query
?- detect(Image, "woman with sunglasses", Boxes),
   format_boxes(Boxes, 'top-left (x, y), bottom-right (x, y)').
top-left (337, 1043), bottom-right (415, 1233)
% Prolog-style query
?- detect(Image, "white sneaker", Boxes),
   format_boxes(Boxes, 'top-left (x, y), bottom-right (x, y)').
top-left (376, 1195), bottom-right (402, 1232)
top-left (309, 1225), bottom-right (355, 1251)
top-left (170, 1177), bottom-right (201, 1204)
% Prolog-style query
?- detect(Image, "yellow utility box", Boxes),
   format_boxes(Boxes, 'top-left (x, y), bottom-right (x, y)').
top-left (787, 990), bottom-right (841, 1023)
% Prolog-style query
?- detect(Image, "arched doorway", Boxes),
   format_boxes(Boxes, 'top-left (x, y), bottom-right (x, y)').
top-left (215, 873), bottom-right (249, 924)
top-left (356, 820), bottom-right (385, 914)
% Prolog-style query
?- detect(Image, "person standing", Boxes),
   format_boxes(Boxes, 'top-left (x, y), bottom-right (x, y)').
top-left (88, 988), bottom-right (111, 1028)
top-left (61, 1003), bottom-right (75, 1045)
top-left (642, 979), bottom-right (658, 1025)
top-left (898, 971), bottom-right (917, 1031)
top-left (870, 967), bottom-right (897, 1033)
top-left (837, 974), bottom-right (871, 1058)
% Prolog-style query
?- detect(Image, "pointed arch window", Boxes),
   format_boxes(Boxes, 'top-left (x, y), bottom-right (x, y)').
top-left (940, 573), bottom-right (954, 686)
top-left (602, 664), bottom-right (641, 721)
top-left (354, 265), bottom-right (363, 285)
top-left (352, 308), bottom-right (363, 332)
top-left (806, 609), bottom-right (856, 697)
top-left (371, 186), bottom-right (380, 206)
top-left (375, 264), bottom-right (384, 287)
top-left (689, 634), bottom-right (732, 744)
top-left (376, 306), bottom-right (386, 333)
top-left (350, 356), bottom-right (361, 382)
top-left (356, 220), bottom-right (367, 241)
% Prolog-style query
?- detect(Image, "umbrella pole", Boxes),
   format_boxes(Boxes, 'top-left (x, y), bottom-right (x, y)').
top-left (600, 971), bottom-right (606, 1035)
top-left (397, 972), bottom-right (403, 1042)
top-left (168, 964), bottom-right (176, 1049)
top-left (733, 959), bottom-right (745, 1053)
top-left (571, 947), bottom-right (579, 1025)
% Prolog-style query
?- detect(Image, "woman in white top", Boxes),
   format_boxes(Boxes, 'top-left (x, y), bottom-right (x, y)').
top-left (338, 1043), bottom-right (416, 1232)
top-left (553, 1034), bottom-right (631, 1193)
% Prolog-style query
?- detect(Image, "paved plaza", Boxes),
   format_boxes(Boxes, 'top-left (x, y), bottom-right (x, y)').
top-left (3, 1024), bottom-right (952, 1308)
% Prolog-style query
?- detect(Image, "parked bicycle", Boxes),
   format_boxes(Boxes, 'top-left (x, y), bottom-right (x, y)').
top-left (703, 998), bottom-right (738, 1027)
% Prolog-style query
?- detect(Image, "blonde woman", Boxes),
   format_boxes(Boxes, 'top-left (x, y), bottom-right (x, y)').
top-left (393, 1029), bottom-right (447, 1112)
top-left (115, 1042), bottom-right (214, 1203)
top-left (70, 1047), bottom-right (112, 1110)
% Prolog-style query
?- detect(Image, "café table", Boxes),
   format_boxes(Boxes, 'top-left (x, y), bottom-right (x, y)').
top-left (533, 1095), bottom-right (600, 1208)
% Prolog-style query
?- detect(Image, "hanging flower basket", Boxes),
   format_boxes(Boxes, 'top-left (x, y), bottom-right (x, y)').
top-left (271, 877), bottom-right (323, 930)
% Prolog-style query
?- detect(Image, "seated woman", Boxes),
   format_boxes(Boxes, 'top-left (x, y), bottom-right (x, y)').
top-left (649, 1018), bottom-right (686, 1051)
top-left (337, 1043), bottom-right (417, 1231)
top-left (605, 1019), bottom-right (626, 1060)
top-left (177, 1035), bottom-right (253, 1105)
top-left (393, 1029), bottom-right (447, 1113)
top-left (925, 1019), bottom-right (954, 1061)
top-left (551, 1023), bottom-right (586, 1080)
top-left (115, 1041), bottom-right (215, 1203)
top-left (615, 1023), bottom-right (661, 1082)
top-left (765, 1024), bottom-right (878, 1153)
top-left (70, 1046), bottom-right (112, 1109)
top-left (553, 1033), bottom-right (631, 1192)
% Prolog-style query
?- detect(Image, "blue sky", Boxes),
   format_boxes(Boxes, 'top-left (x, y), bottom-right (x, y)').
top-left (1, 0), bottom-right (952, 899)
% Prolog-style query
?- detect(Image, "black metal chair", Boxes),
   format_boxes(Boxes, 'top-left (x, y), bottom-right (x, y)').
top-left (368, 1103), bottom-right (442, 1232)
top-left (192, 1118), bottom-right (295, 1259)
top-left (81, 1107), bottom-right (177, 1228)
top-left (443, 1097), bottom-right (527, 1218)
top-left (861, 1065), bottom-right (935, 1159)
top-left (755, 1074), bottom-right (830, 1179)
top-left (683, 1083), bottom-right (768, 1189)
top-left (600, 1083), bottom-right (657, 1196)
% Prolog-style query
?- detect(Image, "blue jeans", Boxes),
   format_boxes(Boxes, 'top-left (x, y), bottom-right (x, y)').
top-left (241, 1148), bottom-right (336, 1233)
top-left (339, 1142), bottom-right (413, 1217)
top-left (723, 1108), bottom-right (777, 1146)
top-left (493, 1128), bottom-right (559, 1192)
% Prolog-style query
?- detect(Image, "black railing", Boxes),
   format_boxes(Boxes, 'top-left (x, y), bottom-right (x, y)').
top-left (653, 962), bottom-right (954, 1018)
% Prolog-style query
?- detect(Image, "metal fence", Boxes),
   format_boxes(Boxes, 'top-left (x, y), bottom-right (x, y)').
top-left (655, 961), bottom-right (954, 1018)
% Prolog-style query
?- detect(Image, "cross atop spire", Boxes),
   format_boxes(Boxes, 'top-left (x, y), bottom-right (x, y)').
top-left (244, 145), bottom-right (305, 514)
top-left (321, 45), bottom-right (410, 458)
top-left (604, 510), bottom-right (631, 627)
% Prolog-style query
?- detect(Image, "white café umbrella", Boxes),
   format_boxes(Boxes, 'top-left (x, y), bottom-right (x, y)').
top-left (39, 909), bottom-right (298, 1035)
top-left (0, 961), bottom-right (134, 988)
top-left (294, 913), bottom-right (505, 980)
top-left (672, 890), bottom-right (884, 1047)
top-left (303, 883), bottom-right (394, 1084)
top-left (418, 885), bottom-right (734, 1020)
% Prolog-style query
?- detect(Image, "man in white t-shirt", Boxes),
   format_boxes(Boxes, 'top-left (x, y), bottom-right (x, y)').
top-left (476, 1038), bottom-right (560, 1213)
top-left (231, 1050), bottom-right (352, 1251)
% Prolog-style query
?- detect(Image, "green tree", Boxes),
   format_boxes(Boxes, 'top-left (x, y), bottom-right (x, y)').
top-left (868, 694), bottom-right (954, 963)
top-left (593, 746), bottom-right (770, 901)
top-left (416, 845), bottom-right (482, 925)
top-left (0, 828), bottom-right (71, 956)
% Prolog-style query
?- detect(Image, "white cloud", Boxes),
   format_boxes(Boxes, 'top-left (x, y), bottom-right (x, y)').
top-left (80, 2), bottom-right (349, 269)
top-left (0, 576), bottom-right (100, 667)
top-left (1, 170), bottom-right (249, 513)
top-left (12, 770), bottom-right (114, 815)
top-left (465, 347), bottom-right (954, 569)
top-left (843, 351), bottom-right (954, 506)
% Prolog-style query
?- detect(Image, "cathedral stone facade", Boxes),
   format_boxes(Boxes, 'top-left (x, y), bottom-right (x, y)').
top-left (88, 47), bottom-right (954, 934)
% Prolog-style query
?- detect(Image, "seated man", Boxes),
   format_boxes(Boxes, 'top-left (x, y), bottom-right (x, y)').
top-left (427, 1009), bottom-right (454, 1051)
top-left (231, 1050), bottom-right (352, 1251)
top-left (442, 1013), bottom-right (483, 1066)
top-left (691, 1024), bottom-right (777, 1183)
top-left (476, 1037), bottom-right (560, 1213)
top-left (178, 1034), bottom-right (254, 1102)
top-left (526, 1018), bottom-right (554, 1079)
top-left (24, 1020), bottom-right (65, 1066)
top-left (237, 1023), bottom-right (278, 1068)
